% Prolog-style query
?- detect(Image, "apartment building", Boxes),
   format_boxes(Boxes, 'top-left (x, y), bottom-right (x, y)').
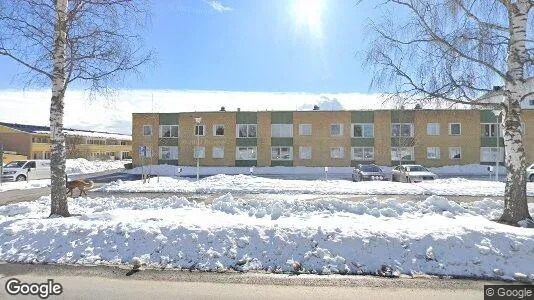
top-left (0, 122), bottom-right (132, 160)
top-left (132, 109), bottom-right (534, 167)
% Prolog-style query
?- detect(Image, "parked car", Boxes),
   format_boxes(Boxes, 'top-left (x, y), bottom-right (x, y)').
top-left (352, 164), bottom-right (385, 181)
top-left (528, 164), bottom-right (534, 182)
top-left (391, 164), bottom-right (437, 183)
top-left (1, 160), bottom-right (50, 182)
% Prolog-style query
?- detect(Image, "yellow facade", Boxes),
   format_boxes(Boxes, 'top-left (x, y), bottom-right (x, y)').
top-left (131, 109), bottom-right (534, 168)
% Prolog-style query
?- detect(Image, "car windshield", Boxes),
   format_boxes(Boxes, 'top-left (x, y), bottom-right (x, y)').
top-left (4, 161), bottom-right (26, 168)
top-left (406, 166), bottom-right (427, 172)
top-left (360, 165), bottom-right (381, 172)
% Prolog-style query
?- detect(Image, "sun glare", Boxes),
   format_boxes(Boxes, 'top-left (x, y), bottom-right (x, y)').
top-left (293, 0), bottom-right (324, 39)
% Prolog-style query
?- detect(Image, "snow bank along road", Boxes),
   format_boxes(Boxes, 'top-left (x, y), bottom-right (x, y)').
top-left (1, 193), bottom-right (533, 281)
top-left (0, 264), bottom-right (493, 300)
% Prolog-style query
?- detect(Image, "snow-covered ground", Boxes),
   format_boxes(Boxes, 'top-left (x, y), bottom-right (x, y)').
top-left (0, 194), bottom-right (533, 281)
top-left (66, 158), bottom-right (128, 175)
top-left (99, 175), bottom-right (534, 197)
top-left (0, 159), bottom-right (128, 192)
top-left (128, 164), bottom-right (507, 177)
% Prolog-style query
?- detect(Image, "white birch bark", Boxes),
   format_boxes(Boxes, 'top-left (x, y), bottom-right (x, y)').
top-left (49, 0), bottom-right (69, 217)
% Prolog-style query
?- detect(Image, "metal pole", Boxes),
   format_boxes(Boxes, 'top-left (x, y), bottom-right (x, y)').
top-left (0, 144), bottom-right (3, 186)
top-left (496, 123), bottom-right (499, 181)
top-left (196, 132), bottom-right (200, 181)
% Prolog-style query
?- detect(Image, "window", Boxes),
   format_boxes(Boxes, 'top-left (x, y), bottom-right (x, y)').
top-left (449, 123), bottom-right (462, 135)
top-left (237, 124), bottom-right (257, 138)
top-left (391, 123), bottom-right (414, 137)
top-left (330, 147), bottom-right (344, 159)
top-left (427, 147), bottom-right (440, 159)
top-left (449, 147), bottom-right (462, 159)
top-left (159, 125), bottom-right (179, 138)
top-left (143, 125), bottom-right (152, 136)
top-left (271, 124), bottom-right (293, 138)
top-left (351, 124), bottom-right (374, 138)
top-left (236, 147), bottom-right (257, 160)
top-left (194, 124), bottom-right (205, 136)
top-left (32, 137), bottom-right (50, 143)
top-left (141, 146), bottom-right (152, 158)
top-left (194, 146), bottom-right (205, 158)
top-left (391, 147), bottom-right (414, 161)
top-left (159, 146), bottom-right (178, 160)
top-left (480, 147), bottom-right (504, 162)
top-left (299, 146), bottom-right (312, 160)
top-left (427, 123), bottom-right (440, 136)
top-left (482, 124), bottom-right (498, 137)
top-left (299, 124), bottom-right (312, 136)
top-left (351, 147), bottom-right (374, 160)
top-left (330, 124), bottom-right (343, 136)
top-left (271, 147), bottom-right (293, 160)
top-left (529, 99), bottom-right (534, 106)
top-left (213, 124), bottom-right (225, 136)
top-left (212, 146), bottom-right (224, 159)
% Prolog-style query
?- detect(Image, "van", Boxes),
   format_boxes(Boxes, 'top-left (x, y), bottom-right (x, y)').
top-left (1, 160), bottom-right (51, 182)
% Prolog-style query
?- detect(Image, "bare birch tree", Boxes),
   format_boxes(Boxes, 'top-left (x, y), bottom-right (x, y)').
top-left (0, 0), bottom-right (151, 217)
top-left (365, 0), bottom-right (533, 226)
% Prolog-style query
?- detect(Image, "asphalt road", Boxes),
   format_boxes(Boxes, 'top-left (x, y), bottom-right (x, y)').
top-left (0, 263), bottom-right (495, 300)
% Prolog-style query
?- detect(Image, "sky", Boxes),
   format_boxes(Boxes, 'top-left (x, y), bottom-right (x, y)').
top-left (0, 0), bottom-right (394, 134)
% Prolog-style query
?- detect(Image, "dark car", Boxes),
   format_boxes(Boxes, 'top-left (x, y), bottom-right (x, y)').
top-left (352, 164), bottom-right (385, 182)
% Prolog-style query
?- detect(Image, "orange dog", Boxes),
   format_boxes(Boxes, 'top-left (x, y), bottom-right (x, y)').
top-left (66, 179), bottom-right (94, 197)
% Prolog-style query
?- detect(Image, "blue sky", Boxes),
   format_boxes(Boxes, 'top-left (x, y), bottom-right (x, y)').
top-left (0, 0), bottom-right (377, 93)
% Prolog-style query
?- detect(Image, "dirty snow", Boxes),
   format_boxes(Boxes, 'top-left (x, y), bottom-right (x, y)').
top-left (0, 194), bottom-right (532, 281)
top-left (99, 175), bottom-right (534, 197)
top-left (65, 158), bottom-right (127, 175)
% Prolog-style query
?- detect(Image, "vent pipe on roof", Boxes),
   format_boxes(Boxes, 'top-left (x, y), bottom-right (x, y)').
top-left (237, 108), bottom-right (241, 112)
top-left (493, 86), bottom-right (503, 91)
top-left (414, 104), bottom-right (422, 109)
top-left (220, 106), bottom-right (226, 112)
top-left (312, 105), bottom-right (320, 111)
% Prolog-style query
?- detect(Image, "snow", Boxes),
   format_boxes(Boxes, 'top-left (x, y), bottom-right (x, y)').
top-left (127, 164), bottom-right (507, 178)
top-left (0, 180), bottom-right (50, 193)
top-left (33, 129), bottom-right (131, 141)
top-left (99, 174), bottom-right (534, 197)
top-left (0, 194), bottom-right (532, 280)
top-left (65, 158), bottom-right (127, 175)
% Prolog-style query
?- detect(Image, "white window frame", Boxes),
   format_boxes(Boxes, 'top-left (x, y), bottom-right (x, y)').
top-left (351, 147), bottom-right (374, 161)
top-left (391, 123), bottom-right (414, 137)
top-left (236, 146), bottom-right (257, 160)
top-left (529, 99), bottom-right (534, 106)
top-left (236, 124), bottom-right (257, 138)
top-left (426, 147), bottom-right (440, 160)
top-left (449, 123), bottom-right (462, 136)
top-left (330, 147), bottom-right (345, 159)
top-left (271, 124), bottom-right (293, 138)
top-left (299, 146), bottom-right (312, 160)
top-left (391, 147), bottom-right (415, 161)
top-left (481, 123), bottom-right (498, 137)
top-left (159, 125), bottom-right (179, 138)
top-left (427, 123), bottom-right (440, 136)
top-left (213, 124), bottom-right (225, 136)
top-left (143, 125), bottom-right (152, 136)
top-left (194, 124), bottom-right (206, 136)
top-left (142, 146), bottom-right (152, 158)
top-left (271, 146), bottom-right (293, 160)
top-left (351, 123), bottom-right (374, 138)
top-left (193, 146), bottom-right (206, 159)
top-left (330, 124), bottom-right (344, 136)
top-left (159, 146), bottom-right (178, 160)
top-left (480, 147), bottom-right (504, 162)
top-left (212, 146), bottom-right (224, 159)
top-left (299, 124), bottom-right (312, 136)
top-left (449, 147), bottom-right (462, 160)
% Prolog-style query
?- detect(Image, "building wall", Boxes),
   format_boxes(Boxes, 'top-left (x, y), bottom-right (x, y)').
top-left (0, 126), bottom-right (32, 156)
top-left (131, 109), bottom-right (534, 168)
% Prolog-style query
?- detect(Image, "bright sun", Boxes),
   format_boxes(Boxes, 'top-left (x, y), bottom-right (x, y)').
top-left (293, 0), bottom-right (324, 39)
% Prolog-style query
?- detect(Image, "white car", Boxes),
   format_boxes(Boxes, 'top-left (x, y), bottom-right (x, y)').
top-left (391, 164), bottom-right (437, 183)
top-left (528, 164), bottom-right (534, 182)
top-left (1, 160), bottom-right (51, 182)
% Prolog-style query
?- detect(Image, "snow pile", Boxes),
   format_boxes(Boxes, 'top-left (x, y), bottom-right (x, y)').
top-left (66, 158), bottom-right (127, 175)
top-left (99, 174), bottom-right (534, 197)
top-left (0, 194), bottom-right (533, 280)
top-left (0, 180), bottom-right (50, 193)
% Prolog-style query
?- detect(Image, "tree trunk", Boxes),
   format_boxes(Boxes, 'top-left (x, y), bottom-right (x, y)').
top-left (499, 0), bottom-right (532, 225)
top-left (49, 0), bottom-right (69, 217)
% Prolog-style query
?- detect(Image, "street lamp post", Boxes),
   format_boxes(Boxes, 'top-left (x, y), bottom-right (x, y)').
top-left (492, 110), bottom-right (501, 181)
top-left (194, 117), bottom-right (202, 181)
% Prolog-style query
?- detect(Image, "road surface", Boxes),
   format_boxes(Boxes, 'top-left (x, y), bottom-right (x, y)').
top-left (0, 263), bottom-right (493, 300)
